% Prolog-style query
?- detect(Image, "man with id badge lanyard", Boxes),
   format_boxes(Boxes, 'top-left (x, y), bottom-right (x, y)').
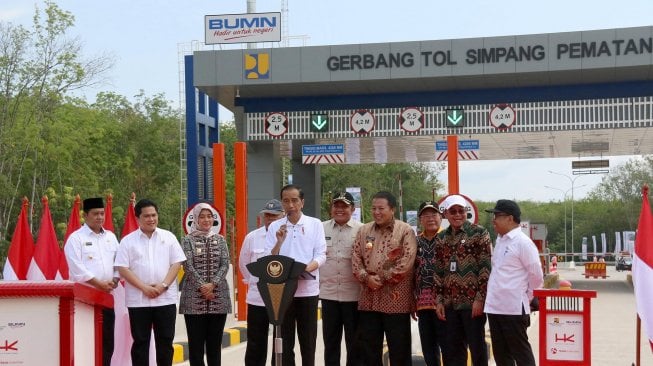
top-left (434, 195), bottom-right (492, 366)
top-left (266, 184), bottom-right (327, 366)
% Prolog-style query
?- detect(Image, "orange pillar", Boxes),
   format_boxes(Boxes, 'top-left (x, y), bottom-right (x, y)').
top-left (213, 143), bottom-right (227, 236)
top-left (234, 142), bottom-right (248, 321)
top-left (447, 135), bottom-right (460, 194)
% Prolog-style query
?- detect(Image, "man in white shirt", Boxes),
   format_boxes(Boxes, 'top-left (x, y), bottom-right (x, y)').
top-left (484, 200), bottom-right (543, 366)
top-left (64, 197), bottom-right (119, 366)
top-left (115, 199), bottom-right (186, 366)
top-left (266, 184), bottom-right (327, 366)
top-left (239, 199), bottom-right (285, 366)
top-left (319, 192), bottom-right (363, 366)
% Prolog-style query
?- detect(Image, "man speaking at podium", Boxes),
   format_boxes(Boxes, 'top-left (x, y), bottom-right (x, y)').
top-left (266, 184), bottom-right (327, 366)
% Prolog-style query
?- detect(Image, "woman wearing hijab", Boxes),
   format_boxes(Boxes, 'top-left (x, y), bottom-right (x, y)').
top-left (179, 203), bottom-right (232, 366)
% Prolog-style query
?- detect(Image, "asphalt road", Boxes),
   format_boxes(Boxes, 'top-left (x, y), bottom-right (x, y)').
top-left (175, 265), bottom-right (653, 366)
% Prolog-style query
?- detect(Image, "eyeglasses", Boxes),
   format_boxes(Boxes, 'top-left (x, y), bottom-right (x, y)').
top-left (493, 213), bottom-right (510, 220)
top-left (447, 208), bottom-right (466, 215)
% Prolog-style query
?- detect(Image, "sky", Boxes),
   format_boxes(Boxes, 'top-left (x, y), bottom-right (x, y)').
top-left (2, 0), bottom-right (652, 202)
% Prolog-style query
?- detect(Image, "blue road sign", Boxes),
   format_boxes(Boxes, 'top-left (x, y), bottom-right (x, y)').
top-left (435, 139), bottom-right (480, 151)
top-left (302, 144), bottom-right (344, 155)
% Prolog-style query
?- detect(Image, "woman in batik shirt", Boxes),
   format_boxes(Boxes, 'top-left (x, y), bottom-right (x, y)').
top-left (179, 203), bottom-right (231, 366)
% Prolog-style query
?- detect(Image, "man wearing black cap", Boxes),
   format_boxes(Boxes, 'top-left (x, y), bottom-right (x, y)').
top-left (484, 200), bottom-right (543, 366)
top-left (414, 201), bottom-right (446, 366)
top-left (319, 192), bottom-right (363, 366)
top-left (239, 199), bottom-right (285, 366)
top-left (64, 197), bottom-right (119, 366)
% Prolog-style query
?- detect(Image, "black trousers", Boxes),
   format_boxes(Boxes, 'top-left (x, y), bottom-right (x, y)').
top-left (358, 311), bottom-right (412, 366)
top-left (102, 308), bottom-right (115, 366)
top-left (487, 313), bottom-right (536, 366)
top-left (272, 296), bottom-right (319, 366)
top-left (184, 313), bottom-right (227, 366)
top-left (128, 304), bottom-right (177, 366)
top-left (417, 309), bottom-right (446, 366)
top-left (244, 304), bottom-right (271, 366)
top-left (320, 299), bottom-right (362, 366)
top-left (444, 308), bottom-right (488, 366)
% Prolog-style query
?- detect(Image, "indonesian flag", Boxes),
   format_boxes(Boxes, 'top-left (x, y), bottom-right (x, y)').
top-left (2, 197), bottom-right (34, 280)
top-left (121, 192), bottom-right (138, 239)
top-left (633, 184), bottom-right (653, 352)
top-left (105, 193), bottom-right (116, 233)
top-left (60, 195), bottom-right (81, 280)
top-left (26, 196), bottom-right (63, 280)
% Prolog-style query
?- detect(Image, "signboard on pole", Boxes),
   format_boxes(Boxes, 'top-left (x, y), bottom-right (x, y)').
top-left (205, 12), bottom-right (282, 44)
top-left (183, 202), bottom-right (223, 235)
top-left (346, 187), bottom-right (362, 222)
top-left (437, 193), bottom-right (478, 229)
top-left (302, 144), bottom-right (345, 164)
top-left (435, 140), bottom-right (480, 161)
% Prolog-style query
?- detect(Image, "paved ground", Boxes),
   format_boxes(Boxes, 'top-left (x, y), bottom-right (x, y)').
top-left (173, 266), bottom-right (653, 365)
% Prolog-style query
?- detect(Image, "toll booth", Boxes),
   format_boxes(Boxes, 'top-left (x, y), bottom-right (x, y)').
top-left (533, 289), bottom-right (597, 365)
top-left (0, 281), bottom-right (113, 366)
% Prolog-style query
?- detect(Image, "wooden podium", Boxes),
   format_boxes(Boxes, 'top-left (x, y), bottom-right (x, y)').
top-left (0, 281), bottom-right (113, 366)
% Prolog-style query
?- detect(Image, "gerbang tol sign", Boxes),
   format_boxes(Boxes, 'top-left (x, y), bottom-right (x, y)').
top-left (205, 12), bottom-right (281, 44)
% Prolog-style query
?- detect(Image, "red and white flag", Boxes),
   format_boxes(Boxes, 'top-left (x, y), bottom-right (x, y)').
top-left (121, 192), bottom-right (138, 238)
top-left (105, 193), bottom-right (116, 233)
top-left (2, 197), bottom-right (34, 280)
top-left (634, 184), bottom-right (653, 352)
top-left (60, 195), bottom-right (81, 280)
top-left (26, 196), bottom-right (63, 280)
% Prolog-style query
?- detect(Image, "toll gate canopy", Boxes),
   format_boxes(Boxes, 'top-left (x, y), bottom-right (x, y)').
top-left (192, 26), bottom-right (653, 165)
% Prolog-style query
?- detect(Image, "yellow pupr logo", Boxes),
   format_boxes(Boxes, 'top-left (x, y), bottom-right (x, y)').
top-left (244, 53), bottom-right (270, 79)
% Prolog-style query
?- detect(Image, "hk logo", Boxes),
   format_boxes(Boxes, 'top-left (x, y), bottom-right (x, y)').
top-left (244, 53), bottom-right (270, 79)
top-left (0, 340), bottom-right (18, 351)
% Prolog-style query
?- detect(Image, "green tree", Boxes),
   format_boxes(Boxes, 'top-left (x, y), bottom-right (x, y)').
top-left (320, 163), bottom-right (445, 222)
top-left (0, 1), bottom-right (113, 238)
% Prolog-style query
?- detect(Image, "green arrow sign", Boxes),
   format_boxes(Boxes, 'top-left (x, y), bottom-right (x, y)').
top-left (446, 109), bottom-right (465, 127)
top-left (310, 113), bottom-right (329, 132)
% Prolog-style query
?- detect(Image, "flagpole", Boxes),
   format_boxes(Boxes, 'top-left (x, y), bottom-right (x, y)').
top-left (636, 314), bottom-right (641, 366)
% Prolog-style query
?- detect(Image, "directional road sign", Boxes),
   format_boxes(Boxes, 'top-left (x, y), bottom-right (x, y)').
top-left (399, 107), bottom-right (424, 132)
top-left (310, 113), bottom-right (329, 132)
top-left (446, 109), bottom-right (465, 127)
top-left (350, 110), bottom-right (375, 134)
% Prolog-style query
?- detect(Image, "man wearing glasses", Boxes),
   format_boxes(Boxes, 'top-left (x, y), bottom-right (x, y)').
top-left (484, 200), bottom-right (543, 366)
top-left (435, 194), bottom-right (492, 366)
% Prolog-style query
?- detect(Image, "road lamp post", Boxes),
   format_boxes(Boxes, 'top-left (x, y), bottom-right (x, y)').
top-left (545, 184), bottom-right (586, 260)
top-left (549, 170), bottom-right (584, 264)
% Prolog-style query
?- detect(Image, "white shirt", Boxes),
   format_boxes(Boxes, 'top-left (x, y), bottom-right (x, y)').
top-left (319, 218), bottom-right (363, 302)
top-left (115, 227), bottom-right (186, 307)
top-left (265, 214), bottom-right (327, 297)
top-left (484, 227), bottom-right (544, 315)
top-left (64, 224), bottom-right (119, 283)
top-left (239, 226), bottom-right (268, 306)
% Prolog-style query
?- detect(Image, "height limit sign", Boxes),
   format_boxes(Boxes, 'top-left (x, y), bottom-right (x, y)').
top-left (399, 107), bottom-right (424, 132)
